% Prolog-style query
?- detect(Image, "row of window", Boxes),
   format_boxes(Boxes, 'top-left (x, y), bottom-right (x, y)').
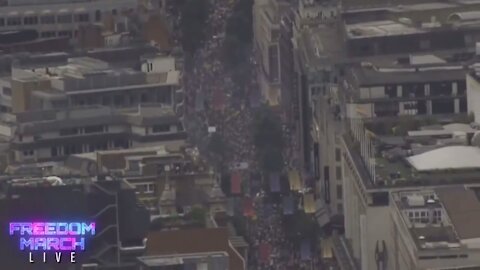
top-left (41, 30), bottom-right (73, 38)
top-left (51, 140), bottom-right (129, 156)
top-left (59, 125), bottom-right (107, 136)
top-left (0, 13), bottom-right (91, 27)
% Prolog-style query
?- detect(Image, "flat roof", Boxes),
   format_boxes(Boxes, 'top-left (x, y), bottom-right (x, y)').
top-left (436, 186), bottom-right (480, 240)
top-left (345, 20), bottom-right (425, 39)
top-left (407, 146), bottom-right (480, 171)
top-left (350, 64), bottom-right (466, 86)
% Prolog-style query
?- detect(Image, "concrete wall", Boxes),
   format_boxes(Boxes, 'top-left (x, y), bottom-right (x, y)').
top-left (467, 74), bottom-right (480, 121)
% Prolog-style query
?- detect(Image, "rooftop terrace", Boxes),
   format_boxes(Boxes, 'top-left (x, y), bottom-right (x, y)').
top-left (345, 121), bottom-right (480, 189)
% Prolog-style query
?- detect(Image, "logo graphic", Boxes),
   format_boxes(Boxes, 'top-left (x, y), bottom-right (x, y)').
top-left (9, 222), bottom-right (96, 263)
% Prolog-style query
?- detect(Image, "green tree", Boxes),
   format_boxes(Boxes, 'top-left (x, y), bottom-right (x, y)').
top-left (223, 0), bottom-right (254, 69)
top-left (253, 106), bottom-right (285, 173)
top-left (259, 147), bottom-right (284, 173)
top-left (180, 0), bottom-right (211, 54)
top-left (186, 207), bottom-right (207, 226)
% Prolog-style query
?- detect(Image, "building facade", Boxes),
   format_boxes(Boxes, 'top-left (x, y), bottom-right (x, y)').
top-left (9, 105), bottom-right (187, 163)
top-left (0, 0), bottom-right (137, 40)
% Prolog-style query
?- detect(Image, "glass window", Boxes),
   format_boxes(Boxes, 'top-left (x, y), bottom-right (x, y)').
top-left (75, 13), bottom-right (89, 22)
top-left (58, 31), bottom-right (72, 37)
top-left (3, 87), bottom-right (11, 96)
top-left (84, 125), bottom-right (104, 134)
top-left (51, 147), bottom-right (58, 157)
top-left (41, 31), bottom-right (56, 38)
top-left (40, 15), bottom-right (55, 24)
top-left (7, 17), bottom-right (21, 26)
top-left (57, 14), bottom-right (72, 23)
top-left (95, 10), bottom-right (101, 22)
top-left (336, 166), bottom-right (342, 180)
top-left (23, 16), bottom-right (38, 25)
top-left (335, 148), bottom-right (341, 162)
top-left (0, 18), bottom-right (4, 26)
top-left (59, 128), bottom-right (78, 136)
top-left (336, 185), bottom-right (343, 199)
top-left (152, 125), bottom-right (170, 133)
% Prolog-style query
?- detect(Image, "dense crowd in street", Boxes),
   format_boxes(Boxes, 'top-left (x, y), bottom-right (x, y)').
top-left (179, 0), bottom-right (317, 269)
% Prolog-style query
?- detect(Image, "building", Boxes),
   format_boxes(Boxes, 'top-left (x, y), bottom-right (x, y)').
top-left (253, 0), bottom-right (289, 105)
top-left (0, 0), bottom-right (137, 41)
top-left (389, 187), bottom-right (480, 269)
top-left (0, 174), bottom-right (150, 269)
top-left (8, 56), bottom-right (182, 114)
top-left (63, 145), bottom-right (224, 215)
top-left (338, 119), bottom-right (480, 270)
top-left (8, 105), bottom-right (187, 163)
top-left (138, 251), bottom-right (230, 270)
top-left (344, 56), bottom-right (468, 120)
top-left (343, 18), bottom-right (480, 58)
top-left (142, 228), bottom-right (246, 270)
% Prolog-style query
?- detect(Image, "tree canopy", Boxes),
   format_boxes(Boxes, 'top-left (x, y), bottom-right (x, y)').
top-left (253, 106), bottom-right (285, 173)
top-left (224, 0), bottom-right (254, 90)
top-left (179, 0), bottom-right (211, 54)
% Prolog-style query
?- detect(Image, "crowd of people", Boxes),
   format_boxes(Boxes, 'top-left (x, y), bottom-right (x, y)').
top-left (178, 0), bottom-right (320, 269)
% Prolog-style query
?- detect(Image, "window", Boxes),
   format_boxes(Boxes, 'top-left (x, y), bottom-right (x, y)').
top-left (335, 148), bottom-right (341, 162)
top-left (3, 87), bottom-right (11, 96)
top-left (23, 150), bottom-right (34, 156)
top-left (64, 144), bottom-right (82, 155)
top-left (113, 139), bottom-right (126, 148)
top-left (114, 95), bottom-right (124, 106)
top-left (51, 147), bottom-right (58, 157)
top-left (337, 203), bottom-right (343, 214)
top-left (23, 16), bottom-right (38, 25)
top-left (41, 31), bottom-right (56, 38)
top-left (75, 13), bottom-right (89, 22)
top-left (95, 10), bottom-right (102, 22)
top-left (152, 124), bottom-right (170, 133)
top-left (336, 185), bottom-right (343, 199)
top-left (84, 125), bottom-right (104, 134)
top-left (59, 128), bottom-right (79, 136)
top-left (140, 93), bottom-right (148, 102)
top-left (336, 166), bottom-right (342, 180)
top-left (0, 18), bottom-right (4, 26)
top-left (7, 17), bottom-right (21, 26)
top-left (57, 14), bottom-right (72, 23)
top-left (40, 15), bottom-right (55, 24)
top-left (58, 31), bottom-right (72, 37)
top-left (112, 9), bottom-right (117, 16)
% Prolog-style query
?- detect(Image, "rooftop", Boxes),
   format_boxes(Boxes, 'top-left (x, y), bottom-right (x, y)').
top-left (344, 121), bottom-right (480, 189)
top-left (13, 56), bottom-right (180, 94)
top-left (298, 24), bottom-right (345, 70)
top-left (348, 61), bottom-right (467, 87)
top-left (407, 146), bottom-right (480, 171)
top-left (345, 20), bottom-right (425, 39)
top-left (392, 187), bottom-right (480, 251)
top-left (14, 105), bottom-right (180, 134)
top-left (146, 228), bottom-right (245, 270)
